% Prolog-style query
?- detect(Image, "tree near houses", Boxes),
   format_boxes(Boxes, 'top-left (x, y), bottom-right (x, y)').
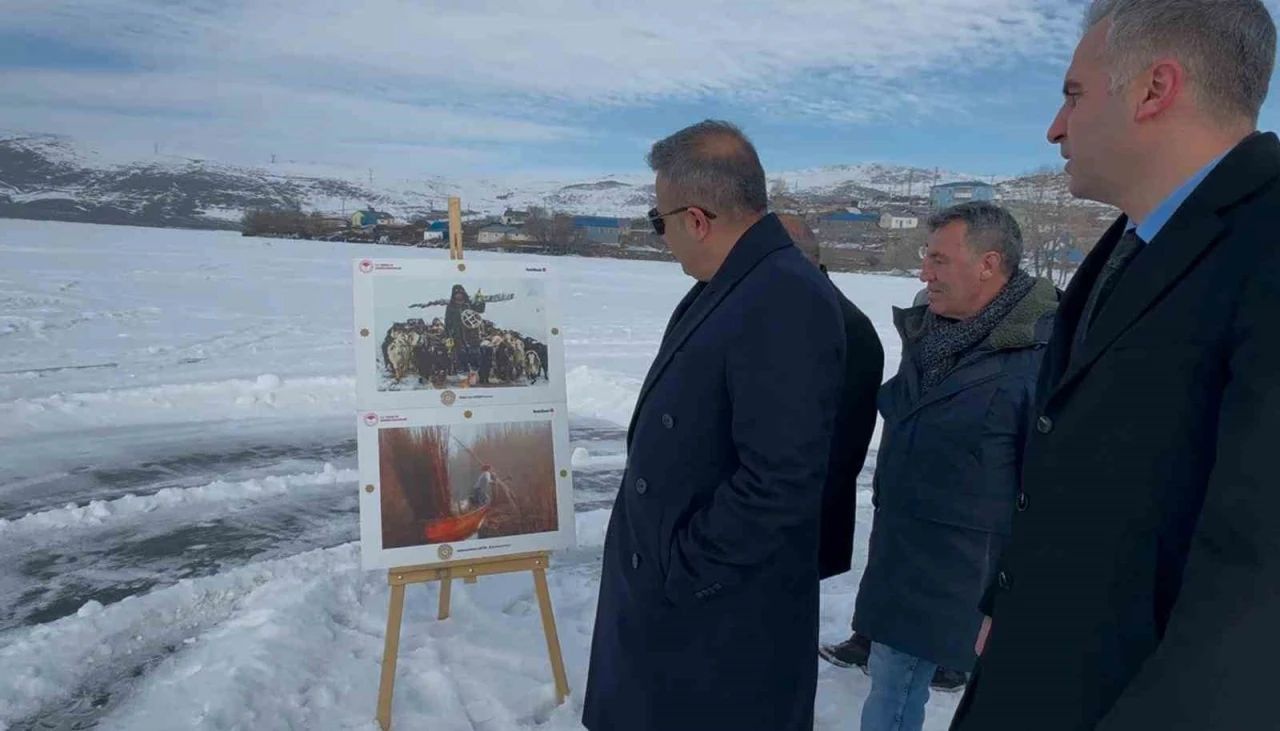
top-left (1007, 166), bottom-right (1113, 287)
top-left (523, 210), bottom-right (587, 255)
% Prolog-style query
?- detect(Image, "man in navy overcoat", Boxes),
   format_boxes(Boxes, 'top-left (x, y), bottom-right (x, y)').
top-left (583, 120), bottom-right (847, 731)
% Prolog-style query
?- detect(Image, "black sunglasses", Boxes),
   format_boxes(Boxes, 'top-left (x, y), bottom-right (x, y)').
top-left (647, 206), bottom-right (717, 236)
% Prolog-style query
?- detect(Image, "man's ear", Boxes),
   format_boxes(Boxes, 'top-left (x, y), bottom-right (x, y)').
top-left (980, 251), bottom-right (1003, 280)
top-left (689, 208), bottom-right (714, 240)
top-left (1135, 59), bottom-right (1185, 122)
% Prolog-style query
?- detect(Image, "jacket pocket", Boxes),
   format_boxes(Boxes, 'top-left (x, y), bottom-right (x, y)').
top-left (906, 386), bottom-right (1012, 533)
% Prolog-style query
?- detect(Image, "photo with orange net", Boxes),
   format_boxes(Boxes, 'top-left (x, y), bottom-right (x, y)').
top-left (374, 417), bottom-right (563, 553)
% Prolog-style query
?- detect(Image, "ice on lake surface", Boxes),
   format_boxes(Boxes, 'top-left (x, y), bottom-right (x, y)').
top-left (0, 220), bottom-right (961, 729)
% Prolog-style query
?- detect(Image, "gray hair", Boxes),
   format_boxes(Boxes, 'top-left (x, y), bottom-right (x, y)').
top-left (927, 201), bottom-right (1023, 276)
top-left (1083, 0), bottom-right (1276, 124)
top-left (646, 120), bottom-right (768, 217)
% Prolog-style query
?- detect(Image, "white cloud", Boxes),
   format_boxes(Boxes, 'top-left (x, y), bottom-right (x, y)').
top-left (11, 0), bottom-right (1082, 99)
top-left (0, 0), bottom-right (1110, 174)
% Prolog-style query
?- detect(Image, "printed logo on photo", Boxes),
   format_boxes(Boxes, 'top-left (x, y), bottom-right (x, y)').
top-left (363, 412), bottom-right (379, 426)
top-left (359, 259), bottom-right (373, 273)
top-left (526, 267), bottom-right (547, 272)
top-left (440, 390), bottom-right (457, 406)
top-left (437, 544), bottom-right (454, 560)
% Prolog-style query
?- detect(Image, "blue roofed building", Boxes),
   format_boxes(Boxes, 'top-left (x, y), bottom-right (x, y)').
top-left (572, 216), bottom-right (621, 245)
top-left (929, 181), bottom-right (997, 210)
top-left (422, 220), bottom-right (449, 242)
top-left (350, 208), bottom-right (396, 228)
top-left (814, 211), bottom-right (880, 242)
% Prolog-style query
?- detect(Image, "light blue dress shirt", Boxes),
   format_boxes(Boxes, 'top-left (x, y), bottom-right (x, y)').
top-left (1125, 152), bottom-right (1228, 243)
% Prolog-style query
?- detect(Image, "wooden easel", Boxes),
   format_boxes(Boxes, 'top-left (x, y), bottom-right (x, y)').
top-left (448, 196), bottom-right (464, 260)
top-left (374, 550), bottom-right (571, 730)
top-left (373, 195), bottom-right (570, 730)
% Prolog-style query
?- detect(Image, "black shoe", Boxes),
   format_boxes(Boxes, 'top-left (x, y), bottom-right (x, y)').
top-left (930, 667), bottom-right (968, 693)
top-left (818, 632), bottom-right (871, 673)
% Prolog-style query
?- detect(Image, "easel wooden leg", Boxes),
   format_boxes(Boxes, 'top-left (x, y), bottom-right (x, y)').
top-left (377, 583), bottom-right (407, 731)
top-left (437, 576), bottom-right (452, 620)
top-left (374, 552), bottom-right (567, 728)
top-left (532, 566), bottom-right (570, 704)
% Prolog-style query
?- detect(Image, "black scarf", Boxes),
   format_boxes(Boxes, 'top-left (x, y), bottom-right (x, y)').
top-left (916, 270), bottom-right (1035, 392)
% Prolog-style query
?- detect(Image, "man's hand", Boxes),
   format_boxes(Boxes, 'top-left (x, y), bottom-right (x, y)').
top-left (976, 616), bottom-right (992, 655)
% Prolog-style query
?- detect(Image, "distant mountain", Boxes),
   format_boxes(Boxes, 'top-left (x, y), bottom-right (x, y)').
top-left (0, 133), bottom-right (1093, 231)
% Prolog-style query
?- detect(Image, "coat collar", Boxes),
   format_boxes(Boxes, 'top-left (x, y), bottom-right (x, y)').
top-left (889, 277), bottom-right (1057, 418)
top-left (626, 213), bottom-right (793, 443)
top-left (1050, 131), bottom-right (1280, 400)
top-left (892, 276), bottom-right (1058, 353)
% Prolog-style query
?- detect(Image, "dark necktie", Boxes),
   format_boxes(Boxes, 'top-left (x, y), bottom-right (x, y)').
top-left (1073, 228), bottom-right (1145, 355)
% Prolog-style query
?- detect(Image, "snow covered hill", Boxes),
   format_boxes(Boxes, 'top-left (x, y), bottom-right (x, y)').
top-left (0, 133), bottom-right (1079, 231)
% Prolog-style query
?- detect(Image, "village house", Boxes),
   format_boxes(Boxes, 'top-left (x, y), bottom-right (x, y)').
top-left (814, 211), bottom-right (880, 242)
top-left (572, 216), bottom-right (621, 245)
top-left (929, 181), bottom-right (997, 210)
top-left (878, 212), bottom-right (920, 230)
top-left (501, 209), bottom-right (531, 226)
top-left (350, 208), bottom-right (397, 228)
top-left (421, 220), bottom-right (449, 242)
top-left (477, 224), bottom-right (532, 245)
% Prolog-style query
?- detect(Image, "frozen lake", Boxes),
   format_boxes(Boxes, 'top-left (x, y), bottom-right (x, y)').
top-left (0, 219), bottom-right (959, 730)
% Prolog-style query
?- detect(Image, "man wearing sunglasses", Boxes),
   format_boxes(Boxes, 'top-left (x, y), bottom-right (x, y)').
top-left (584, 121), bottom-right (847, 731)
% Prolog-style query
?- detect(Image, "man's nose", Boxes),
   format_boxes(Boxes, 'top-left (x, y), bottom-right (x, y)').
top-left (1047, 105), bottom-right (1068, 145)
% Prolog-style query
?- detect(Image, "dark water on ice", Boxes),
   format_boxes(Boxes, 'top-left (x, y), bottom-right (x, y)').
top-left (0, 417), bottom-right (627, 730)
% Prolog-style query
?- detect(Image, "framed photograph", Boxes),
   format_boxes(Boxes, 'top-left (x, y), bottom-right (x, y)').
top-left (353, 258), bottom-right (566, 410)
top-left (357, 403), bottom-right (576, 570)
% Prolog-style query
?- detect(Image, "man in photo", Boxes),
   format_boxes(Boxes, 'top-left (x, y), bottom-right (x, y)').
top-left (583, 121), bottom-right (846, 731)
top-left (460, 464), bottom-right (494, 512)
top-left (444, 284), bottom-right (485, 376)
top-left (952, 1), bottom-right (1280, 729)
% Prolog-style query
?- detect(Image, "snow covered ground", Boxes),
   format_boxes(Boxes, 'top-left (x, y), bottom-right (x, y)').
top-left (0, 219), bottom-right (961, 730)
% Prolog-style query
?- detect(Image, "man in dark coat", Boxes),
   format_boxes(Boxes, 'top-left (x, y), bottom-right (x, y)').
top-left (951, 2), bottom-right (1280, 730)
top-left (832, 202), bottom-right (1058, 731)
top-left (777, 214), bottom-right (885, 582)
top-left (443, 284), bottom-right (485, 374)
top-left (583, 121), bottom-right (846, 731)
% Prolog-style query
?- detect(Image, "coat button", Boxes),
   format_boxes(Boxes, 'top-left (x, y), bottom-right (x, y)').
top-left (662, 414), bottom-right (674, 429)
top-left (631, 553), bottom-right (641, 569)
top-left (998, 571), bottom-right (1012, 589)
top-left (1016, 493), bottom-right (1028, 512)
top-left (635, 478), bottom-right (648, 495)
top-left (1036, 416), bottom-right (1053, 434)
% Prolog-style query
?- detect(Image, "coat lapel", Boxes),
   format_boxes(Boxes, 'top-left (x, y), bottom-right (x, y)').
top-left (901, 355), bottom-right (1004, 420)
top-left (626, 214), bottom-right (792, 443)
top-left (1050, 131), bottom-right (1280, 402)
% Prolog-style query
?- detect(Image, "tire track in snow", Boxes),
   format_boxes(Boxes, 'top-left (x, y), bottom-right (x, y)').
top-left (0, 544), bottom-right (362, 731)
top-left (0, 465), bottom-right (357, 537)
top-left (0, 464), bottom-right (360, 634)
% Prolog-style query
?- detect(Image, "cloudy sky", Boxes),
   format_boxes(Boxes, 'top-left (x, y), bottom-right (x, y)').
top-left (3, 0), bottom-right (1279, 181)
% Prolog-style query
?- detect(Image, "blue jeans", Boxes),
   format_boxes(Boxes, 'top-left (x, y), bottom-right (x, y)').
top-left (860, 642), bottom-right (936, 731)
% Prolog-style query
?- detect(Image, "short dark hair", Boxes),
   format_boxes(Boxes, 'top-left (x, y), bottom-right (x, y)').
top-left (927, 201), bottom-right (1024, 276)
top-left (646, 120), bottom-right (768, 216)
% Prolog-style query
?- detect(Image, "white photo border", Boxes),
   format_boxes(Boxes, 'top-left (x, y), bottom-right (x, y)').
top-left (356, 402), bottom-right (576, 570)
top-left (352, 258), bottom-right (567, 411)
